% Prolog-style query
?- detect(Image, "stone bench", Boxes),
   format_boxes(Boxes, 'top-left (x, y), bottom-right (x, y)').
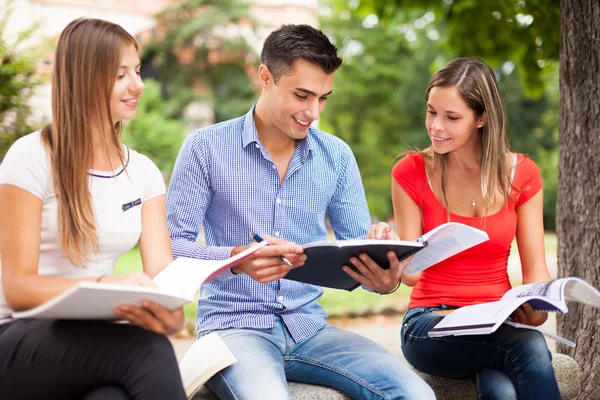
top-left (192, 353), bottom-right (581, 400)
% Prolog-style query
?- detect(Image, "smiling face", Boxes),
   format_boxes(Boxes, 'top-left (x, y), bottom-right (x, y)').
top-left (426, 86), bottom-right (486, 155)
top-left (259, 59), bottom-right (334, 141)
top-left (110, 44), bottom-right (144, 124)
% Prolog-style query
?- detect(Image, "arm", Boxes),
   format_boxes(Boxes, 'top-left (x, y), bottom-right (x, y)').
top-left (391, 179), bottom-right (424, 286)
top-left (166, 134), bottom-right (234, 263)
top-left (510, 190), bottom-right (550, 327)
top-left (515, 190), bottom-right (551, 284)
top-left (0, 185), bottom-right (109, 311)
top-left (167, 133), bottom-right (304, 283)
top-left (327, 145), bottom-right (371, 240)
top-left (112, 193), bottom-right (184, 335)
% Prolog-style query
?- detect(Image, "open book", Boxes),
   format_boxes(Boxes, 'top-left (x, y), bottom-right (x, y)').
top-left (179, 333), bottom-right (237, 399)
top-left (12, 241), bottom-right (268, 320)
top-left (428, 277), bottom-right (600, 346)
top-left (284, 222), bottom-right (489, 291)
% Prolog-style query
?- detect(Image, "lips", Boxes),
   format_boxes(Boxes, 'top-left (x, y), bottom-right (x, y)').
top-left (293, 116), bottom-right (311, 127)
top-left (121, 98), bottom-right (139, 106)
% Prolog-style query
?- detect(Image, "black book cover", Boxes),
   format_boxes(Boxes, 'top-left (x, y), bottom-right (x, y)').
top-left (284, 242), bottom-right (424, 291)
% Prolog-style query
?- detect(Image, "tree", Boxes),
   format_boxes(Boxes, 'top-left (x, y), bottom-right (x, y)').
top-left (143, 0), bottom-right (257, 123)
top-left (357, 0), bottom-right (559, 96)
top-left (0, 1), bottom-right (43, 162)
top-left (556, 1), bottom-right (600, 399)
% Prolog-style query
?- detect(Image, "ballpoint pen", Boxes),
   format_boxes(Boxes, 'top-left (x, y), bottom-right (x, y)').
top-left (249, 232), bottom-right (293, 266)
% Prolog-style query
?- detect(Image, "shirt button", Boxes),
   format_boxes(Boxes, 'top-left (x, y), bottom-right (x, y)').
top-left (277, 296), bottom-right (284, 302)
top-left (272, 165), bottom-right (276, 169)
top-left (274, 231), bottom-right (280, 237)
top-left (255, 144), bottom-right (260, 149)
top-left (276, 198), bottom-right (282, 205)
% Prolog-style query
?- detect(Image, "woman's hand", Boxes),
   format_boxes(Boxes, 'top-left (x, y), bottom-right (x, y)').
top-left (367, 222), bottom-right (399, 240)
top-left (510, 302), bottom-right (548, 327)
top-left (99, 272), bottom-right (185, 335)
top-left (115, 302), bottom-right (185, 335)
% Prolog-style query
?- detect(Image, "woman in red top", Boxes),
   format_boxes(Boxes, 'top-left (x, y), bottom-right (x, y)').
top-left (392, 58), bottom-right (559, 399)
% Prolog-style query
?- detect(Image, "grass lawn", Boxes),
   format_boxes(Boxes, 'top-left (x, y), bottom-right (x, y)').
top-left (115, 232), bottom-right (558, 320)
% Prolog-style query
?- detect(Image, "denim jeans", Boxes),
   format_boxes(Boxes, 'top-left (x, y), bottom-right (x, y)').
top-left (401, 306), bottom-right (560, 400)
top-left (205, 316), bottom-right (435, 400)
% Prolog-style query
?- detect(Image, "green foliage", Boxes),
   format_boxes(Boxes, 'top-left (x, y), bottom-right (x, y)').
top-left (356, 0), bottom-right (559, 97)
top-left (121, 79), bottom-right (187, 178)
top-left (320, 6), bottom-right (439, 217)
top-left (320, 1), bottom-right (559, 227)
top-left (0, 1), bottom-right (43, 161)
top-left (144, 0), bottom-right (257, 122)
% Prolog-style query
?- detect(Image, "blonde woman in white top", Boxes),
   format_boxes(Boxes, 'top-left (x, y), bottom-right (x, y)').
top-left (0, 18), bottom-right (186, 399)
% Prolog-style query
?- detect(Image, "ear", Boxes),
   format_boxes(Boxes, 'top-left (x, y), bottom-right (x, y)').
top-left (258, 64), bottom-right (272, 89)
top-left (477, 111), bottom-right (487, 128)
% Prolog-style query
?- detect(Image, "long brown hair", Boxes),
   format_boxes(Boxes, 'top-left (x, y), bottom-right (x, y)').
top-left (41, 18), bottom-right (138, 266)
top-left (423, 57), bottom-right (512, 218)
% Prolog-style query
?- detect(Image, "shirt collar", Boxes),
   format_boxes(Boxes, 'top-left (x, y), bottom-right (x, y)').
top-left (242, 103), bottom-right (314, 160)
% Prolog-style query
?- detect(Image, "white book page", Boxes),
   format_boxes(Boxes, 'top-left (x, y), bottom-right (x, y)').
top-left (179, 333), bottom-right (237, 397)
top-left (153, 241), bottom-right (269, 298)
top-left (12, 282), bottom-right (191, 320)
top-left (564, 277), bottom-right (600, 308)
top-left (404, 223), bottom-right (489, 275)
top-left (502, 279), bottom-right (566, 302)
top-left (430, 297), bottom-right (527, 335)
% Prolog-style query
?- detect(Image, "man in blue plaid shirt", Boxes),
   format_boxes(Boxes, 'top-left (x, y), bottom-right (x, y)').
top-left (166, 24), bottom-right (434, 400)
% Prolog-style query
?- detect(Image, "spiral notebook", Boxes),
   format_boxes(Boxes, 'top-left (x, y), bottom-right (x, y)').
top-left (428, 277), bottom-right (600, 343)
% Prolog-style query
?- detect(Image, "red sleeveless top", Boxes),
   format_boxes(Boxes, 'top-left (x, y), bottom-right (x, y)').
top-left (392, 153), bottom-right (542, 308)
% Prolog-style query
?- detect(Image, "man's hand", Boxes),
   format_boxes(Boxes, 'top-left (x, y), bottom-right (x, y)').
top-left (342, 251), bottom-right (414, 294)
top-left (230, 235), bottom-right (306, 283)
top-left (510, 302), bottom-right (548, 327)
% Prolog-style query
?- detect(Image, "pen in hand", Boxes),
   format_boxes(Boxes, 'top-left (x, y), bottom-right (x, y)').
top-left (250, 232), bottom-right (293, 266)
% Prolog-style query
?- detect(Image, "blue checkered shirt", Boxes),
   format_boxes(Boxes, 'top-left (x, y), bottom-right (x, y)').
top-left (166, 105), bottom-right (371, 343)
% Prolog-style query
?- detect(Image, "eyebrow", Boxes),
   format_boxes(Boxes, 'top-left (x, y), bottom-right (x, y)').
top-left (295, 88), bottom-right (333, 97)
top-left (120, 63), bottom-right (142, 69)
top-left (427, 103), bottom-right (462, 114)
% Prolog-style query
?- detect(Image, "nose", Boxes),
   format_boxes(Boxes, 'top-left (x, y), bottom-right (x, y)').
top-left (430, 114), bottom-right (442, 132)
top-left (306, 98), bottom-right (321, 120)
top-left (130, 74), bottom-right (145, 94)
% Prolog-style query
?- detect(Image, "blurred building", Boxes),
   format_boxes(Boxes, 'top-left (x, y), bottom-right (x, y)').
top-left (3, 0), bottom-right (319, 125)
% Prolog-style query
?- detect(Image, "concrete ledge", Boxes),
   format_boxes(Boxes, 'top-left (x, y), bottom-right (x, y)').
top-left (192, 353), bottom-right (580, 400)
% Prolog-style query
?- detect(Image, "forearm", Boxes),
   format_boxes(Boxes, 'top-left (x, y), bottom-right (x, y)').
top-left (3, 274), bottom-right (99, 312)
top-left (521, 262), bottom-right (551, 285)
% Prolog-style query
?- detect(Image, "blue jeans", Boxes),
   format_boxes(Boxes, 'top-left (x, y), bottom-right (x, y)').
top-left (401, 306), bottom-right (560, 400)
top-left (205, 316), bottom-right (434, 400)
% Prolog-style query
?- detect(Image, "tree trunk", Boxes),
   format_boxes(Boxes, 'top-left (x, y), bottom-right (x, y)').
top-left (557, 1), bottom-right (600, 399)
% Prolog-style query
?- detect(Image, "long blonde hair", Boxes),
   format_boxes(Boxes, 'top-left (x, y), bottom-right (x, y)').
top-left (423, 57), bottom-right (512, 218)
top-left (41, 18), bottom-right (138, 266)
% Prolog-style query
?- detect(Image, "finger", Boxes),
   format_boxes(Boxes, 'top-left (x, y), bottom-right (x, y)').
top-left (382, 227), bottom-right (399, 240)
top-left (349, 255), bottom-right (381, 286)
top-left (370, 222), bottom-right (390, 239)
top-left (251, 265), bottom-right (296, 283)
top-left (512, 307), bottom-right (527, 323)
top-left (117, 305), bottom-right (165, 333)
top-left (342, 265), bottom-right (373, 288)
top-left (520, 302), bottom-right (535, 315)
top-left (257, 244), bottom-right (304, 258)
top-left (141, 300), bottom-right (177, 329)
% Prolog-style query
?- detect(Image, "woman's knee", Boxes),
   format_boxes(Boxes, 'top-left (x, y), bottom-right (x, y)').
top-left (476, 369), bottom-right (517, 400)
